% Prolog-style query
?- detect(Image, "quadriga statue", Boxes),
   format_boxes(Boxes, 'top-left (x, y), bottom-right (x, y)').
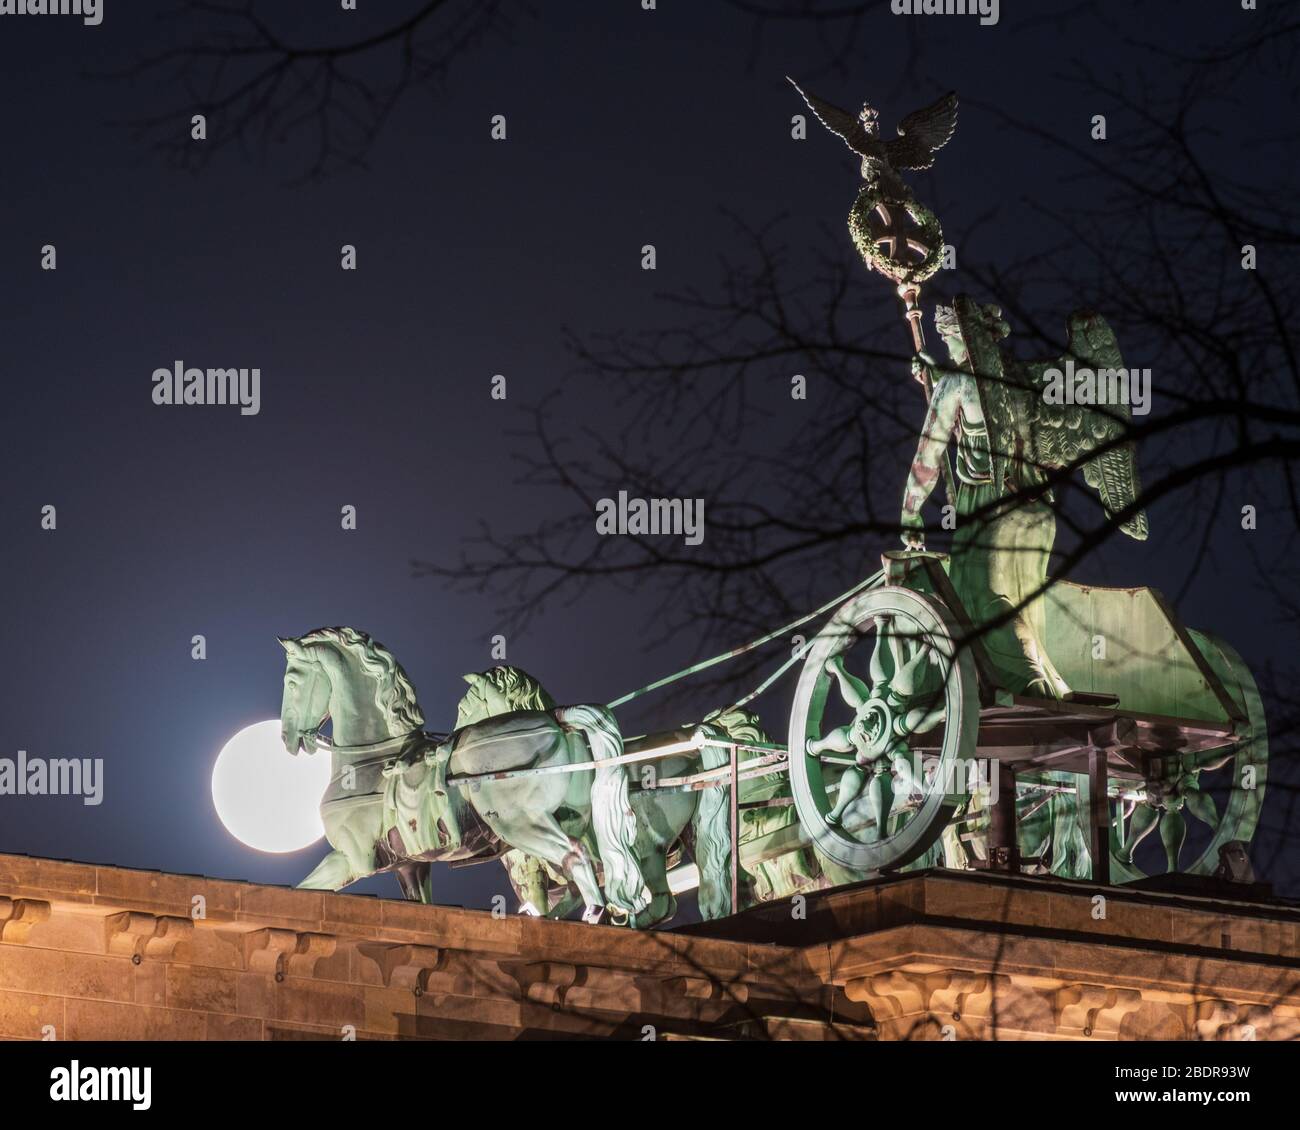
top-left (277, 628), bottom-right (734, 927)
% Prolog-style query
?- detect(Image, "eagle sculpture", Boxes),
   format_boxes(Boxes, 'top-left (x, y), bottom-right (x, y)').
top-left (788, 77), bottom-right (958, 198)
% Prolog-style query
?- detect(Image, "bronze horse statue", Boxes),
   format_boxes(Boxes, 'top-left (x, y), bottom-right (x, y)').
top-left (278, 627), bottom-right (733, 927)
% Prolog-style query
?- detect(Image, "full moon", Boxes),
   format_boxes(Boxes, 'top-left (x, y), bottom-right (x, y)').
top-left (211, 720), bottom-right (332, 853)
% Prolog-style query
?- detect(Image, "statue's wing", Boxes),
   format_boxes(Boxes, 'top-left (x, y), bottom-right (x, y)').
top-left (883, 91), bottom-right (959, 170)
top-left (1085, 435), bottom-right (1149, 540)
top-left (1087, 450), bottom-right (1148, 538)
top-left (787, 76), bottom-right (872, 156)
top-left (1030, 312), bottom-right (1149, 540)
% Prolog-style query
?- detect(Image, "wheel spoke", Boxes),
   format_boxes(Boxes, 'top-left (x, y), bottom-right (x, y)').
top-left (867, 616), bottom-right (889, 687)
top-left (884, 617), bottom-right (907, 677)
top-left (790, 586), bottom-right (977, 874)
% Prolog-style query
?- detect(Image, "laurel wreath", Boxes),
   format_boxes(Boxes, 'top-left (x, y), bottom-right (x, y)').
top-left (848, 187), bottom-right (945, 286)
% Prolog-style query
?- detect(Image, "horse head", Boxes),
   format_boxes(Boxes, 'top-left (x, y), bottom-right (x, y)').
top-left (279, 627), bottom-right (425, 754)
top-left (455, 666), bottom-right (555, 729)
top-left (278, 635), bottom-right (333, 755)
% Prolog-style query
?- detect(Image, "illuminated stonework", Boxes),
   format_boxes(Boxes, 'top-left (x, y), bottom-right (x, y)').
top-left (1, 853), bottom-right (1296, 1041)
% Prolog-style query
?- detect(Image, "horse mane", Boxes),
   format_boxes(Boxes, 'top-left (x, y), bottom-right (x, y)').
top-left (297, 627), bottom-right (425, 731)
top-left (702, 705), bottom-right (769, 746)
top-left (475, 666), bottom-right (556, 712)
top-left (702, 705), bottom-right (780, 780)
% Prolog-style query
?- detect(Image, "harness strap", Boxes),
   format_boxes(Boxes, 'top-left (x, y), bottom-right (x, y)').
top-left (607, 570), bottom-right (885, 710)
top-left (310, 728), bottom-right (429, 756)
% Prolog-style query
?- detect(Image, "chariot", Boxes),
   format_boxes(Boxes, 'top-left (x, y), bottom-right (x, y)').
top-left (607, 547), bottom-right (1266, 910)
top-left (278, 80), bottom-right (1269, 922)
top-left (781, 551), bottom-right (1264, 888)
top-left (278, 542), bottom-right (1267, 928)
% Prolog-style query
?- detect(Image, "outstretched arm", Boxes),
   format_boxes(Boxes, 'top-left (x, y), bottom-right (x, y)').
top-left (900, 362), bottom-right (965, 548)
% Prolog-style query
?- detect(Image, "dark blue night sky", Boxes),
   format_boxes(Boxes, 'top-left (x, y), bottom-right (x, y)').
top-left (2, 2), bottom-right (1295, 907)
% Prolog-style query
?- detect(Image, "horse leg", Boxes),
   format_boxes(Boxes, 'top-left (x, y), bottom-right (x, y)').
top-left (629, 847), bottom-right (676, 929)
top-left (501, 849), bottom-right (549, 916)
top-left (298, 849), bottom-right (361, 891)
top-left (504, 817), bottom-right (606, 924)
top-left (546, 888), bottom-right (584, 919)
top-left (394, 862), bottom-right (432, 904)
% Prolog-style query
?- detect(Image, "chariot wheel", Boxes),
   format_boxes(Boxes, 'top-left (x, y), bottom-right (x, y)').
top-left (788, 585), bottom-right (979, 873)
top-left (1109, 629), bottom-right (1267, 882)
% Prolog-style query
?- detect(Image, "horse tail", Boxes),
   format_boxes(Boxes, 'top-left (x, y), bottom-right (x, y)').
top-left (692, 728), bottom-right (734, 921)
top-left (556, 704), bottom-right (650, 917)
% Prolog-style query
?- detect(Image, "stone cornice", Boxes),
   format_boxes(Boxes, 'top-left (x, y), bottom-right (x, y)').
top-left (1, 853), bottom-right (1297, 1040)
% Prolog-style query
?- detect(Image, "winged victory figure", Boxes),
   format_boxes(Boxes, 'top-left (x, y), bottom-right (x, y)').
top-left (787, 77), bottom-right (958, 199)
top-left (1021, 312), bottom-right (1149, 541)
top-left (901, 299), bottom-right (1149, 699)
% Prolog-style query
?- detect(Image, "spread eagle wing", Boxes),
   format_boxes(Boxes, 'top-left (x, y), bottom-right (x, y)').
top-left (786, 76), bottom-right (873, 157)
top-left (1027, 311), bottom-right (1149, 540)
top-left (883, 92), bottom-right (959, 170)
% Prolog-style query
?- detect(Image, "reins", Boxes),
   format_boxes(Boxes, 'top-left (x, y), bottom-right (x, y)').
top-left (606, 569), bottom-right (885, 714)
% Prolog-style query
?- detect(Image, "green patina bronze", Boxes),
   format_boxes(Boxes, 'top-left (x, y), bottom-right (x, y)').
top-left (281, 639), bottom-right (735, 927)
top-left (261, 84), bottom-right (1268, 927)
top-left (785, 80), bottom-right (1266, 888)
top-left (702, 706), bottom-right (823, 905)
top-left (902, 299), bottom-right (1148, 698)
